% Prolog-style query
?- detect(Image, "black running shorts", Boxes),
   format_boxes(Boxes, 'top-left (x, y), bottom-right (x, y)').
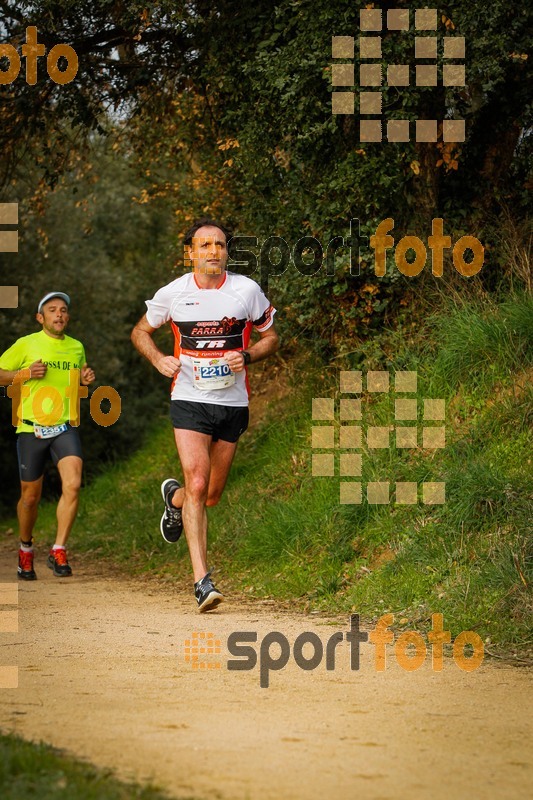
top-left (16, 425), bottom-right (83, 482)
top-left (170, 400), bottom-right (249, 443)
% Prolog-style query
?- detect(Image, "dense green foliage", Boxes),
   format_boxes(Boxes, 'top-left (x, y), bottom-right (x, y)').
top-left (115, 0), bottom-right (532, 335)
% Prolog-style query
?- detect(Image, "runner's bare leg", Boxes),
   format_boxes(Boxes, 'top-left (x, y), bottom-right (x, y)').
top-left (173, 428), bottom-right (238, 582)
top-left (55, 455), bottom-right (83, 546)
top-left (17, 477), bottom-right (43, 542)
top-left (205, 438), bottom-right (239, 506)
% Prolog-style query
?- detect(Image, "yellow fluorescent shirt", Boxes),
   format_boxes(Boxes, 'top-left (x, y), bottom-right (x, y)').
top-left (0, 331), bottom-right (86, 433)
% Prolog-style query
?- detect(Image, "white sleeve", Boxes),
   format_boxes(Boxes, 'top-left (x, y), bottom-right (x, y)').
top-left (145, 284), bottom-right (173, 329)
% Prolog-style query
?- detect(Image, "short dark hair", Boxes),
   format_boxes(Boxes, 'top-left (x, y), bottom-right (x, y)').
top-left (183, 217), bottom-right (233, 246)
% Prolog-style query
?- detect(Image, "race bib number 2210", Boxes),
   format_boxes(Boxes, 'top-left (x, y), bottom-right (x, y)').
top-left (192, 358), bottom-right (236, 390)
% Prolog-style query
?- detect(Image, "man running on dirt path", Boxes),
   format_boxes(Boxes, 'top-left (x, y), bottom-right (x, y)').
top-left (0, 292), bottom-right (96, 581)
top-left (131, 218), bottom-right (278, 611)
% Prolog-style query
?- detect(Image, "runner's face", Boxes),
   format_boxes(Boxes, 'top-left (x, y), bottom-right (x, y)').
top-left (186, 226), bottom-right (228, 274)
top-left (37, 299), bottom-right (70, 338)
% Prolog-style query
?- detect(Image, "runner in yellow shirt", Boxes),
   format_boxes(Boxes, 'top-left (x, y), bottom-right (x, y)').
top-left (0, 293), bottom-right (95, 580)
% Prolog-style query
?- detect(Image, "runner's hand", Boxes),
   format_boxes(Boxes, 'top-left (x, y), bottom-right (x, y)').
top-left (81, 365), bottom-right (96, 385)
top-left (156, 355), bottom-right (181, 377)
top-left (29, 359), bottom-right (47, 379)
top-left (225, 350), bottom-right (246, 373)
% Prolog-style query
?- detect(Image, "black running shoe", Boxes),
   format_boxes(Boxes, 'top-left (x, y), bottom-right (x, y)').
top-left (194, 571), bottom-right (224, 612)
top-left (47, 548), bottom-right (72, 577)
top-left (18, 548), bottom-right (37, 581)
top-left (160, 479), bottom-right (183, 543)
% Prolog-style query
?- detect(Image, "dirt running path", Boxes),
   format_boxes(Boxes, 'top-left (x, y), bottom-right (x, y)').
top-left (0, 548), bottom-right (531, 800)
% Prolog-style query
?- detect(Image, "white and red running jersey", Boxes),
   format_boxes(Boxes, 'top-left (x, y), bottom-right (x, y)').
top-left (145, 271), bottom-right (276, 406)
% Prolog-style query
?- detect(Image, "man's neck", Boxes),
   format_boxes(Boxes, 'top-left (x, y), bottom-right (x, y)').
top-left (42, 327), bottom-right (65, 340)
top-left (193, 270), bottom-right (226, 289)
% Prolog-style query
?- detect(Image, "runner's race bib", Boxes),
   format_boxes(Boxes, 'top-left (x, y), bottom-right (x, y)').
top-left (192, 358), bottom-right (236, 390)
top-left (34, 423), bottom-right (68, 439)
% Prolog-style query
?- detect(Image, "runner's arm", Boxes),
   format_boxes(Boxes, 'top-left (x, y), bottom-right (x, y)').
top-left (0, 361), bottom-right (46, 385)
top-left (131, 314), bottom-right (181, 378)
top-left (80, 364), bottom-right (96, 385)
top-left (0, 368), bottom-right (19, 386)
top-left (225, 325), bottom-right (279, 373)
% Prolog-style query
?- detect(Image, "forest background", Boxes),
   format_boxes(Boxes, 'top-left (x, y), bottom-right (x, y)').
top-left (0, 0), bottom-right (531, 650)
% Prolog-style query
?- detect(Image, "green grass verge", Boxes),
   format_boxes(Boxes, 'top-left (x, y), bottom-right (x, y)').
top-left (11, 292), bottom-right (533, 653)
top-left (0, 731), bottom-right (184, 800)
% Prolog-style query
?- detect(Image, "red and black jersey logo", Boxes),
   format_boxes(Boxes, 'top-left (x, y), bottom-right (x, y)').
top-left (220, 316), bottom-right (239, 334)
top-left (173, 317), bottom-right (246, 352)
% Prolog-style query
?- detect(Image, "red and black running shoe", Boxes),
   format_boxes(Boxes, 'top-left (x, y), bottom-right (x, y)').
top-left (18, 548), bottom-right (37, 581)
top-left (47, 548), bottom-right (72, 577)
